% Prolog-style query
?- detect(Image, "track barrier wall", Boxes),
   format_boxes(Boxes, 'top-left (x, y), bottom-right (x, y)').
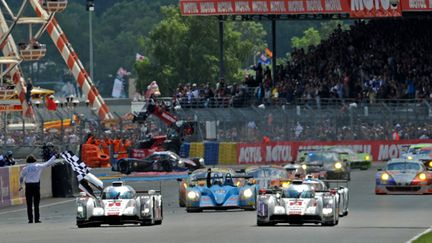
top-left (0, 164), bottom-right (52, 208)
top-left (184, 139), bottom-right (432, 166)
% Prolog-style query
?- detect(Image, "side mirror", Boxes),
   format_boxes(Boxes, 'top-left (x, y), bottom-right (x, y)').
top-left (377, 168), bottom-right (382, 171)
top-left (176, 178), bottom-right (182, 182)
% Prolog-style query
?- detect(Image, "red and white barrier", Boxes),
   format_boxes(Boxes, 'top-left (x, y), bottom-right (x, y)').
top-left (30, 0), bottom-right (113, 121)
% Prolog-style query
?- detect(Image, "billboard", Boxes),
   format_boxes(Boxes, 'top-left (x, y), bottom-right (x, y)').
top-left (180, 0), bottom-right (428, 17)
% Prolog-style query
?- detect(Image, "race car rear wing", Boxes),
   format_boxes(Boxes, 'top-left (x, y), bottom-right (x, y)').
top-left (136, 190), bottom-right (161, 195)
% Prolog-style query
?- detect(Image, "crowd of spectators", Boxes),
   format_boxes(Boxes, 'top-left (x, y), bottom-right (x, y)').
top-left (172, 19), bottom-right (432, 108)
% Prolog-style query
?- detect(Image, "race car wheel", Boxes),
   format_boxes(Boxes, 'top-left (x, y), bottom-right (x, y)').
top-left (186, 208), bottom-right (202, 213)
top-left (343, 210), bottom-right (349, 216)
top-left (155, 220), bottom-right (162, 225)
top-left (257, 220), bottom-right (275, 226)
top-left (179, 200), bottom-right (185, 207)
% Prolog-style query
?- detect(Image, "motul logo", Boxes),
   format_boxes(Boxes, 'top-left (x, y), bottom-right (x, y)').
top-left (265, 145), bottom-right (292, 163)
top-left (351, 0), bottom-right (398, 11)
top-left (239, 146), bottom-right (262, 163)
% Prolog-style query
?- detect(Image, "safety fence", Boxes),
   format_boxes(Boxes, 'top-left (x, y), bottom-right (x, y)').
top-left (168, 139), bottom-right (432, 165)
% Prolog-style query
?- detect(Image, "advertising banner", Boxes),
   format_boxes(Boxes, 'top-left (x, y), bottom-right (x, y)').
top-left (0, 167), bottom-right (10, 207)
top-left (349, 0), bottom-right (402, 18)
top-left (9, 166), bottom-right (25, 205)
top-left (180, 0), bottom-right (350, 16)
top-left (401, 0), bottom-right (432, 11)
top-left (237, 139), bottom-right (432, 164)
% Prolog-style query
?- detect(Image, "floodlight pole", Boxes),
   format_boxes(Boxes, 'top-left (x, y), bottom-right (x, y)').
top-left (218, 18), bottom-right (225, 80)
top-left (271, 18), bottom-right (276, 84)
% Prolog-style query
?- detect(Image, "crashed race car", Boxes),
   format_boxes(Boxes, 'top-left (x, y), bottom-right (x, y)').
top-left (257, 181), bottom-right (340, 226)
top-left (112, 151), bottom-right (204, 174)
top-left (185, 168), bottom-right (256, 212)
top-left (76, 181), bottom-right (163, 227)
top-left (375, 158), bottom-right (432, 195)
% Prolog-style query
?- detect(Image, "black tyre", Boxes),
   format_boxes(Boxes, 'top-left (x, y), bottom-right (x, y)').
top-left (186, 208), bottom-right (202, 213)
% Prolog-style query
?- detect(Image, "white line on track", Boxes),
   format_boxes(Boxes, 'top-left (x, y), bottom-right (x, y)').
top-left (0, 199), bottom-right (74, 216)
top-left (406, 227), bottom-right (432, 243)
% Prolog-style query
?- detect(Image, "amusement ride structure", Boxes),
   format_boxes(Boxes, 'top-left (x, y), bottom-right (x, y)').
top-left (0, 0), bottom-right (113, 121)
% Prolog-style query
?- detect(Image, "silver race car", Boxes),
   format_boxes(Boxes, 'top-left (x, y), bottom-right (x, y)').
top-left (257, 181), bottom-right (339, 226)
top-left (76, 181), bottom-right (163, 227)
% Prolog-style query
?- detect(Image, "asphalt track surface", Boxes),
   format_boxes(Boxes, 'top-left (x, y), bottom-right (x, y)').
top-left (0, 163), bottom-right (430, 243)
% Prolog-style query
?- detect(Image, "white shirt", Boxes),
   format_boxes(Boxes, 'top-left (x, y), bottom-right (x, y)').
top-left (19, 156), bottom-right (57, 185)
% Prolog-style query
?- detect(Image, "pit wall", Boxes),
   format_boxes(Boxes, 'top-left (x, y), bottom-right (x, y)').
top-left (177, 139), bottom-right (432, 165)
top-left (0, 164), bottom-right (52, 208)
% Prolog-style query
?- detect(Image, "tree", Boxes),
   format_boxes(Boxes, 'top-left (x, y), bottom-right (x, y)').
top-left (134, 6), bottom-right (266, 94)
top-left (291, 27), bottom-right (321, 52)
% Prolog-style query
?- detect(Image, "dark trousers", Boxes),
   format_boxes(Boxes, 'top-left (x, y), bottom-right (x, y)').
top-left (25, 182), bottom-right (40, 222)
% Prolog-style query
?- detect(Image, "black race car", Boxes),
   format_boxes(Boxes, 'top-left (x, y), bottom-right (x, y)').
top-left (112, 151), bottom-right (204, 174)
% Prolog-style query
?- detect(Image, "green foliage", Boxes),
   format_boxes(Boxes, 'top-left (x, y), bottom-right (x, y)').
top-left (134, 6), bottom-right (266, 94)
top-left (290, 20), bottom-right (350, 53)
top-left (291, 27), bottom-right (321, 51)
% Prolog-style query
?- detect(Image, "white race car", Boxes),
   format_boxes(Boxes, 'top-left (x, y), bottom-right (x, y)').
top-left (257, 181), bottom-right (339, 226)
top-left (302, 178), bottom-right (349, 217)
top-left (76, 181), bottom-right (163, 227)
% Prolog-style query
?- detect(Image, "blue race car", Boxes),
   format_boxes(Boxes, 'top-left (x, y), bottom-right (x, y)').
top-left (185, 168), bottom-right (256, 212)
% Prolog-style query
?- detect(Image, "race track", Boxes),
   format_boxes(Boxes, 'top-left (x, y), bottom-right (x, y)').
top-left (0, 163), bottom-right (430, 243)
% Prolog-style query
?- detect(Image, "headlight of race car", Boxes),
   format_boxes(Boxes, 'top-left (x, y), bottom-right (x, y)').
top-left (281, 182), bottom-right (290, 188)
top-left (243, 188), bottom-right (253, 198)
top-left (365, 155), bottom-right (371, 161)
top-left (381, 173), bottom-right (389, 181)
top-left (77, 204), bottom-right (85, 218)
top-left (418, 173), bottom-right (427, 181)
top-left (199, 158), bottom-right (204, 164)
top-left (334, 162), bottom-right (343, 170)
top-left (187, 191), bottom-right (199, 200)
top-left (407, 156), bottom-right (413, 160)
top-left (301, 164), bottom-right (307, 170)
top-left (323, 208), bottom-right (333, 215)
top-left (428, 161), bottom-right (432, 168)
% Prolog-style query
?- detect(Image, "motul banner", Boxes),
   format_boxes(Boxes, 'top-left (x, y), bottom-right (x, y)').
top-left (180, 0), bottom-right (350, 16)
top-left (350, 0), bottom-right (402, 18)
top-left (401, 0), bottom-right (432, 11)
top-left (237, 139), bottom-right (432, 164)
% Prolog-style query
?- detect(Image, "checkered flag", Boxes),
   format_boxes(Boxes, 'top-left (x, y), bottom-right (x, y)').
top-left (60, 150), bottom-right (103, 198)
top-left (60, 150), bottom-right (90, 181)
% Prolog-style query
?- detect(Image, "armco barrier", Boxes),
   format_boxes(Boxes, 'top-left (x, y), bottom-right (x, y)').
top-left (204, 142), bottom-right (219, 165)
top-left (218, 142), bottom-right (238, 165)
top-left (189, 142), bottom-right (204, 158)
top-left (0, 164), bottom-right (52, 208)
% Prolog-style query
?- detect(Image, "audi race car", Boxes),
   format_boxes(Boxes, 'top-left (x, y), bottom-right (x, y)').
top-left (178, 168), bottom-right (236, 207)
top-left (375, 159), bottom-right (432, 195)
top-left (302, 177), bottom-right (349, 217)
top-left (257, 181), bottom-right (339, 226)
top-left (245, 165), bottom-right (291, 190)
top-left (325, 147), bottom-right (372, 170)
top-left (300, 151), bottom-right (350, 181)
top-left (76, 181), bottom-right (163, 227)
top-left (185, 168), bottom-right (256, 212)
top-left (112, 151), bottom-right (204, 174)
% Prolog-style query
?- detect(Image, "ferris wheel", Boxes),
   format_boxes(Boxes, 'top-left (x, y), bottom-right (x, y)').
top-left (0, 0), bottom-right (113, 120)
